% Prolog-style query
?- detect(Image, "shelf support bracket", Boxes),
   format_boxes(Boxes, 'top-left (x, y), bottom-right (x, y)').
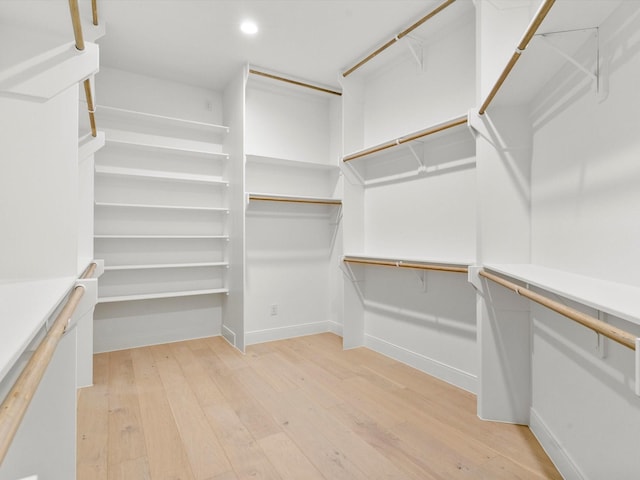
top-left (342, 160), bottom-right (367, 186)
top-left (401, 34), bottom-right (425, 71)
top-left (340, 261), bottom-right (365, 303)
top-left (596, 310), bottom-right (608, 359)
top-left (535, 27), bottom-right (603, 99)
top-left (413, 268), bottom-right (428, 293)
top-left (406, 143), bottom-right (425, 172)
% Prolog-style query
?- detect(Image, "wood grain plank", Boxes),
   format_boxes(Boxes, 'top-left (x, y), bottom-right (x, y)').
top-left (150, 344), bottom-right (232, 479)
top-left (129, 346), bottom-right (195, 480)
top-left (258, 432), bottom-right (325, 480)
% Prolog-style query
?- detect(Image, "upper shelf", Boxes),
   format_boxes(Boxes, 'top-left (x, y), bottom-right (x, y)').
top-left (479, 0), bottom-right (623, 112)
top-left (483, 263), bottom-right (640, 327)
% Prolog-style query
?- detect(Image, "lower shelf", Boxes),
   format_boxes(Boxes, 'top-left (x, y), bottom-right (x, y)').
top-left (98, 288), bottom-right (228, 303)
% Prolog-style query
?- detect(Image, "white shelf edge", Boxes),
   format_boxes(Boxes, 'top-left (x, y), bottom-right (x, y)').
top-left (484, 263), bottom-right (640, 326)
top-left (104, 262), bottom-right (228, 271)
top-left (105, 135), bottom-right (229, 159)
top-left (94, 202), bottom-right (228, 213)
top-left (342, 113), bottom-right (471, 162)
top-left (97, 104), bottom-right (229, 134)
top-left (95, 165), bottom-right (228, 185)
top-left (0, 276), bottom-right (77, 382)
top-left (97, 288), bottom-right (229, 303)
top-left (245, 153), bottom-right (339, 171)
top-left (247, 192), bottom-right (342, 205)
top-left (343, 253), bottom-right (473, 268)
top-left (94, 234), bottom-right (229, 240)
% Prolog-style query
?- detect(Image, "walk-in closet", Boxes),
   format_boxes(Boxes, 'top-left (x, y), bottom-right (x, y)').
top-left (1, 1), bottom-right (640, 479)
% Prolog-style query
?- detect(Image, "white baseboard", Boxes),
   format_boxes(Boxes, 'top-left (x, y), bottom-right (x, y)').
top-left (530, 408), bottom-right (585, 480)
top-left (364, 334), bottom-right (477, 394)
top-left (245, 321), bottom-right (329, 345)
top-left (328, 320), bottom-right (343, 337)
top-left (221, 325), bottom-right (236, 347)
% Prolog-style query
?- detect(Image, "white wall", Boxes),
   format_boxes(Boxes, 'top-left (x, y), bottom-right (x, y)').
top-left (528, 3), bottom-right (640, 477)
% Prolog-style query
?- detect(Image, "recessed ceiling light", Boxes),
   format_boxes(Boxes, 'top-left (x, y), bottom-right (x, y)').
top-left (240, 20), bottom-right (258, 35)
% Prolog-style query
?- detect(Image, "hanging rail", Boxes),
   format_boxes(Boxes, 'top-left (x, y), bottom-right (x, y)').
top-left (343, 115), bottom-right (467, 163)
top-left (342, 0), bottom-right (456, 77)
top-left (478, 0), bottom-right (555, 115)
top-left (68, 0), bottom-right (97, 137)
top-left (81, 261), bottom-right (97, 280)
top-left (0, 283), bottom-right (87, 465)
top-left (480, 269), bottom-right (636, 350)
top-left (91, 0), bottom-right (98, 26)
top-left (249, 194), bottom-right (342, 206)
top-left (344, 256), bottom-right (468, 274)
top-left (249, 69), bottom-right (342, 97)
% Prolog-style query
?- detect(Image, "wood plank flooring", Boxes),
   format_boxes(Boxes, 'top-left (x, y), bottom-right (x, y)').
top-left (77, 333), bottom-right (561, 479)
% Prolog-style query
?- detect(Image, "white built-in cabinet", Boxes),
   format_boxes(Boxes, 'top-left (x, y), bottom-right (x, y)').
top-left (243, 70), bottom-right (343, 345)
top-left (93, 103), bottom-right (230, 351)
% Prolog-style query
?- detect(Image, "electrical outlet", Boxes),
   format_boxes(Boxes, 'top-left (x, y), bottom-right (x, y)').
top-left (270, 304), bottom-right (278, 316)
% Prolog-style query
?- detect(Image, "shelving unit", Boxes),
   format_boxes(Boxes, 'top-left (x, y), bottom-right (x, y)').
top-left (479, 0), bottom-right (621, 113)
top-left (94, 103), bottom-right (230, 349)
top-left (342, 114), bottom-right (474, 185)
top-left (483, 263), bottom-right (640, 327)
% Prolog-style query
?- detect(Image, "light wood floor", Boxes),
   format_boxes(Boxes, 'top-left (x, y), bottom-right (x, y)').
top-left (77, 333), bottom-right (561, 479)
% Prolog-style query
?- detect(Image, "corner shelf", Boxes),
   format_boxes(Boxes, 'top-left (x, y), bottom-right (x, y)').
top-left (246, 153), bottom-right (339, 172)
top-left (94, 234), bottom-right (229, 239)
top-left (483, 264), bottom-right (640, 327)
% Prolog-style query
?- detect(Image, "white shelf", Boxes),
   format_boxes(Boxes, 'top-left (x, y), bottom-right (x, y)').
top-left (98, 288), bottom-right (228, 303)
top-left (94, 202), bottom-right (228, 213)
top-left (247, 192), bottom-right (342, 206)
top-left (344, 253), bottom-right (472, 269)
top-left (0, 276), bottom-right (76, 382)
top-left (484, 264), bottom-right (640, 326)
top-left (94, 234), bottom-right (229, 240)
top-left (95, 165), bottom-right (228, 185)
top-left (105, 132), bottom-right (228, 160)
top-left (98, 105), bottom-right (229, 136)
top-left (342, 114), bottom-right (470, 163)
top-left (104, 262), bottom-right (228, 271)
top-left (246, 154), bottom-right (339, 171)
top-left (485, 0), bottom-right (621, 109)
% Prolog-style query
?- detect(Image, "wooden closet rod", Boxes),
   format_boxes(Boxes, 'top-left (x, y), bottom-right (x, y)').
top-left (250, 194), bottom-right (342, 206)
top-left (249, 69), bottom-right (342, 96)
top-left (92, 0), bottom-right (98, 26)
top-left (68, 0), bottom-right (97, 136)
top-left (343, 116), bottom-right (467, 163)
top-left (478, 0), bottom-right (555, 115)
top-left (480, 270), bottom-right (636, 350)
top-left (0, 284), bottom-right (86, 466)
top-left (81, 261), bottom-right (97, 279)
top-left (344, 256), bottom-right (468, 274)
top-left (342, 0), bottom-right (456, 77)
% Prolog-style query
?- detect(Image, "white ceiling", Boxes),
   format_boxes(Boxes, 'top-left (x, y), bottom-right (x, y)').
top-left (0, 0), bottom-right (462, 91)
